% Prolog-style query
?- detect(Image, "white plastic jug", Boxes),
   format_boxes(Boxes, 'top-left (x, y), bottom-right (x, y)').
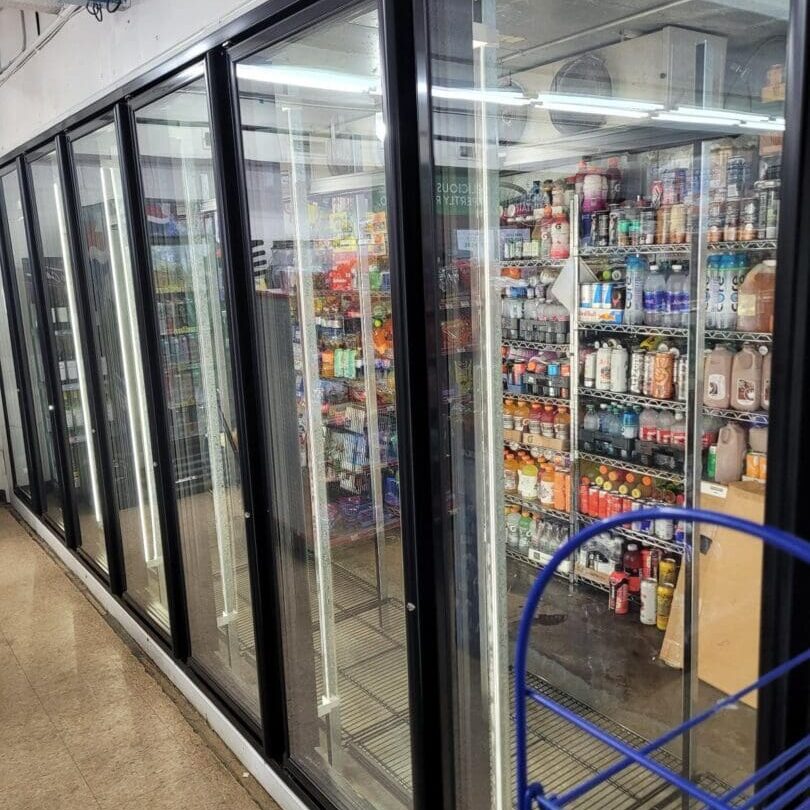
top-left (761, 351), bottom-right (772, 411)
top-left (714, 422), bottom-right (747, 484)
top-left (730, 343), bottom-right (762, 412)
top-left (703, 345), bottom-right (733, 409)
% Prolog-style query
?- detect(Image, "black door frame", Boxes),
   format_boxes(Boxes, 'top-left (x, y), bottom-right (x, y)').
top-left (0, 163), bottom-right (42, 512)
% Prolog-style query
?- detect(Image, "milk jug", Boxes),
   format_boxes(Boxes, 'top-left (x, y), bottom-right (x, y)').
top-left (703, 345), bottom-right (733, 408)
top-left (737, 259), bottom-right (776, 332)
top-left (761, 351), bottom-right (772, 410)
top-left (714, 423), bottom-right (747, 484)
top-left (730, 343), bottom-right (762, 411)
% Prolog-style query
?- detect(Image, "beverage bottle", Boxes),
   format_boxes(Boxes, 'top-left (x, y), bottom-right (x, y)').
top-left (738, 259), bottom-right (776, 333)
top-left (762, 351), bottom-right (771, 410)
top-left (598, 403), bottom-right (610, 432)
top-left (705, 255), bottom-right (720, 329)
top-left (609, 564), bottom-right (630, 614)
top-left (671, 412), bottom-right (687, 446)
top-left (666, 263), bottom-right (687, 326)
top-left (540, 404), bottom-right (555, 437)
top-left (606, 156), bottom-right (622, 204)
top-left (607, 406), bottom-right (623, 437)
top-left (554, 406), bottom-right (570, 440)
top-left (623, 543), bottom-right (642, 593)
top-left (506, 507), bottom-right (521, 548)
top-left (518, 459), bottom-right (539, 500)
top-left (732, 253), bottom-right (750, 326)
top-left (582, 347), bottom-right (597, 388)
top-left (639, 407), bottom-right (658, 441)
top-left (610, 344), bottom-right (628, 392)
top-left (716, 253), bottom-right (736, 330)
top-left (539, 465), bottom-right (556, 506)
top-left (504, 453), bottom-right (520, 493)
top-left (624, 255), bottom-right (646, 325)
top-left (518, 511), bottom-right (534, 553)
top-left (596, 343), bottom-right (613, 390)
top-left (730, 343), bottom-right (763, 411)
top-left (621, 406), bottom-right (639, 439)
top-left (643, 263), bottom-right (666, 326)
top-left (656, 409), bottom-right (674, 445)
top-left (583, 404), bottom-right (600, 431)
top-left (703, 344), bottom-right (733, 408)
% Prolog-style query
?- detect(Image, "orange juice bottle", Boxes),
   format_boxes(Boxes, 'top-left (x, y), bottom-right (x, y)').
top-left (515, 398), bottom-right (531, 426)
top-left (554, 406), bottom-right (570, 441)
top-left (553, 465), bottom-right (567, 510)
top-left (504, 398), bottom-right (517, 431)
top-left (539, 464), bottom-right (556, 506)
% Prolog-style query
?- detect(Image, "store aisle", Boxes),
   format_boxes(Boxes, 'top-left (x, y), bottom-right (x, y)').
top-left (0, 507), bottom-right (278, 810)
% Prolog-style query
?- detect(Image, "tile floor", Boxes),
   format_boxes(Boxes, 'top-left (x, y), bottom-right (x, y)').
top-left (0, 506), bottom-right (280, 810)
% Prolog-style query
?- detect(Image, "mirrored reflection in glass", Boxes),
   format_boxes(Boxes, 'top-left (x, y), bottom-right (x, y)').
top-left (236, 5), bottom-right (411, 808)
top-left (134, 75), bottom-right (259, 717)
top-left (0, 261), bottom-right (31, 496)
top-left (1, 168), bottom-right (63, 527)
top-left (30, 150), bottom-right (106, 568)
top-left (72, 121), bottom-right (170, 630)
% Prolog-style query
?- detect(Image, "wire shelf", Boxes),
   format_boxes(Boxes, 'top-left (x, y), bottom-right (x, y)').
top-left (504, 441), bottom-right (571, 460)
top-left (578, 451), bottom-right (685, 484)
top-left (578, 322), bottom-right (688, 338)
top-left (704, 329), bottom-right (773, 343)
top-left (504, 392), bottom-right (571, 407)
top-left (576, 512), bottom-right (684, 555)
top-left (505, 494), bottom-right (571, 523)
top-left (702, 406), bottom-right (769, 425)
top-left (580, 243), bottom-right (691, 257)
top-left (506, 547), bottom-right (572, 579)
top-left (706, 240), bottom-right (777, 252)
top-left (500, 258), bottom-right (568, 268)
top-left (503, 339), bottom-right (570, 353)
top-left (580, 388), bottom-right (687, 412)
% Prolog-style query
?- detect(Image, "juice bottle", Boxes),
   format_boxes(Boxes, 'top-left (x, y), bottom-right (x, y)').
top-left (515, 398), bottom-right (531, 426)
top-left (737, 259), bottom-right (776, 332)
top-left (539, 464), bottom-right (556, 506)
top-left (554, 406), bottom-right (571, 440)
top-left (504, 453), bottom-right (519, 494)
top-left (623, 543), bottom-right (642, 593)
top-left (503, 397), bottom-right (517, 431)
top-left (540, 405), bottom-right (555, 438)
top-left (526, 403), bottom-right (543, 435)
top-left (553, 465), bottom-right (567, 511)
top-left (518, 458), bottom-right (539, 500)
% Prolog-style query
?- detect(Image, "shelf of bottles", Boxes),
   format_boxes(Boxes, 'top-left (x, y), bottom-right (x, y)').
top-left (578, 322), bottom-right (688, 338)
top-left (580, 388), bottom-right (687, 412)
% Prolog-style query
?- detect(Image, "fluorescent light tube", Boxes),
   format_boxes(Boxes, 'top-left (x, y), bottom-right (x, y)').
top-left (536, 93), bottom-right (663, 112)
top-left (432, 85), bottom-right (532, 106)
top-left (740, 119), bottom-right (786, 132)
top-left (536, 101), bottom-right (649, 119)
top-left (236, 63), bottom-right (380, 94)
top-left (653, 112), bottom-right (740, 126)
top-left (675, 105), bottom-right (771, 123)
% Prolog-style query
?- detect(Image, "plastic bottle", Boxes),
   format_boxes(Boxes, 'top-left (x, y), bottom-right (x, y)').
top-left (621, 406), bottom-right (639, 439)
top-left (639, 407), bottom-right (658, 441)
top-left (518, 511), bottom-right (534, 553)
top-left (504, 453), bottom-right (519, 493)
top-left (656, 409), bottom-right (674, 445)
top-left (607, 406), bottom-right (623, 437)
top-left (583, 404), bottom-right (600, 431)
top-left (518, 458), bottom-right (539, 500)
top-left (705, 255), bottom-right (720, 329)
top-left (715, 423), bottom-right (747, 483)
top-left (623, 543), bottom-right (642, 593)
top-left (737, 259), bottom-right (776, 333)
top-left (643, 263), bottom-right (666, 326)
top-left (762, 351), bottom-right (771, 410)
top-left (624, 255), bottom-right (646, 325)
top-left (716, 253), bottom-right (736, 330)
top-left (598, 403), bottom-right (610, 432)
top-left (554, 406), bottom-right (570, 440)
top-left (606, 157), bottom-right (622, 205)
top-left (703, 345), bottom-right (734, 408)
top-left (666, 263), bottom-right (687, 326)
top-left (539, 465), bottom-right (556, 506)
top-left (506, 508), bottom-right (521, 547)
top-left (540, 404), bottom-right (555, 437)
top-left (730, 343), bottom-right (763, 411)
top-left (671, 412), bottom-right (687, 446)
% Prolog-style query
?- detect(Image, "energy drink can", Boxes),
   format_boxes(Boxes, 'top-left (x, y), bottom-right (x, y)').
top-left (600, 282), bottom-right (615, 309)
top-left (655, 516), bottom-right (675, 541)
top-left (638, 502), bottom-right (655, 535)
top-left (708, 199), bottom-right (724, 243)
top-left (659, 556), bottom-right (678, 586)
top-left (741, 197), bottom-right (759, 240)
top-left (676, 354), bottom-right (688, 402)
top-left (630, 349), bottom-right (645, 394)
top-left (580, 283), bottom-right (595, 307)
top-left (641, 578), bottom-right (658, 625)
top-left (592, 283), bottom-right (603, 309)
top-left (643, 352), bottom-right (655, 397)
top-left (656, 583), bottom-right (675, 630)
top-left (641, 209), bottom-right (656, 245)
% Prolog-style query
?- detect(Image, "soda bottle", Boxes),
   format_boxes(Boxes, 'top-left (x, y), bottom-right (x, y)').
top-left (656, 409), bottom-right (674, 445)
top-left (621, 406), bottom-right (640, 439)
top-left (639, 407), bottom-right (658, 441)
top-left (705, 255), bottom-right (720, 329)
top-left (671, 412), bottom-right (687, 446)
top-left (643, 263), bottom-right (666, 326)
top-left (583, 404), bottom-right (600, 431)
top-left (624, 255), bottom-right (646, 325)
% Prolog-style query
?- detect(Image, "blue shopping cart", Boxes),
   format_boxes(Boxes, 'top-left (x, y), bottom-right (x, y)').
top-left (514, 506), bottom-right (810, 810)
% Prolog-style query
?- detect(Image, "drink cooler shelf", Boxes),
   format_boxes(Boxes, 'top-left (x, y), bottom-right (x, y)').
top-left (706, 239), bottom-right (777, 251)
top-left (704, 329), bottom-right (772, 343)
top-left (702, 405), bottom-right (769, 424)
top-left (503, 339), bottom-right (570, 353)
top-left (578, 451), bottom-right (685, 485)
top-left (505, 441), bottom-right (571, 460)
top-left (578, 322), bottom-right (688, 338)
top-left (580, 243), bottom-right (691, 257)
top-left (580, 388), bottom-right (687, 412)
top-left (505, 547), bottom-right (571, 581)
top-left (505, 494), bottom-right (570, 523)
top-left (576, 512), bottom-right (684, 556)
top-left (504, 392), bottom-right (571, 407)
top-left (500, 258), bottom-right (567, 268)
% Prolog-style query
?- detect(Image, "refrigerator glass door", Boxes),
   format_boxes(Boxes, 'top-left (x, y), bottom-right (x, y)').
top-left (30, 150), bottom-right (106, 566)
top-left (234, 4), bottom-right (412, 808)
top-left (134, 74), bottom-right (259, 719)
top-left (72, 121), bottom-right (170, 631)
top-left (425, 0), bottom-right (789, 806)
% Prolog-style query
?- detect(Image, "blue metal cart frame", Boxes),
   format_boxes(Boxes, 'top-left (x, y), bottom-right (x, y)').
top-left (514, 506), bottom-right (810, 810)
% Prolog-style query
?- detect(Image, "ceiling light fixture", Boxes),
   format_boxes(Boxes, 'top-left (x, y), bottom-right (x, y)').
top-left (235, 64), bottom-right (380, 95)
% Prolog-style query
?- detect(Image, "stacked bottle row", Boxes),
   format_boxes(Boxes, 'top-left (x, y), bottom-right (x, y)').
top-left (580, 338), bottom-right (687, 401)
top-left (704, 254), bottom-right (776, 332)
top-left (580, 258), bottom-right (690, 327)
top-left (504, 449), bottom-right (572, 512)
top-left (503, 400), bottom-right (571, 442)
top-left (503, 349), bottom-right (571, 400)
top-left (501, 263), bottom-right (569, 343)
top-left (506, 510), bottom-right (569, 563)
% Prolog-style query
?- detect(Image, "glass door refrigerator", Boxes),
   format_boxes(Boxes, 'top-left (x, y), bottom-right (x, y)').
top-left (425, 1), bottom-right (789, 807)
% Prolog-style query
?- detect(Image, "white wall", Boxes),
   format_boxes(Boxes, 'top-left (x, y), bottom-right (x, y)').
top-left (0, 0), bottom-right (274, 156)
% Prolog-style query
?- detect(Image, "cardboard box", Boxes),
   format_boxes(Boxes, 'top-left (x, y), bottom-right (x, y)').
top-left (659, 480), bottom-right (765, 708)
top-left (522, 433), bottom-right (570, 452)
top-left (579, 307), bottom-right (624, 324)
top-left (504, 429), bottom-right (523, 445)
